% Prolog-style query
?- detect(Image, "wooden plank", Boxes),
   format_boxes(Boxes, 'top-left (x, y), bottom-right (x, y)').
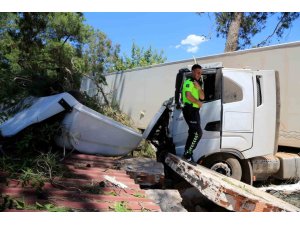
top-left (165, 153), bottom-right (300, 212)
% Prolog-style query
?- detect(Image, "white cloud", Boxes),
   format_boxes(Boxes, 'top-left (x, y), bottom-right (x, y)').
top-left (181, 34), bottom-right (206, 46)
top-left (177, 34), bottom-right (207, 53)
top-left (187, 46), bottom-right (199, 53)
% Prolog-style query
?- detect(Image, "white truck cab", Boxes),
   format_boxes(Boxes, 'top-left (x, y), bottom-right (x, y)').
top-left (144, 63), bottom-right (284, 184)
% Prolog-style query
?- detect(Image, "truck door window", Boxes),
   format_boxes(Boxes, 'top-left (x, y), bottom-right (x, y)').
top-left (202, 70), bottom-right (221, 102)
top-left (223, 77), bottom-right (243, 103)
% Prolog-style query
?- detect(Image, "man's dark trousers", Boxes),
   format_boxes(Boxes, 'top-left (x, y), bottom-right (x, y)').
top-left (182, 104), bottom-right (202, 158)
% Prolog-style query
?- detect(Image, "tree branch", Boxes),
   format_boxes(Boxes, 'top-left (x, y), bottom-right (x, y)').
top-left (256, 14), bottom-right (285, 47)
top-left (62, 35), bottom-right (70, 46)
top-left (82, 73), bottom-right (110, 106)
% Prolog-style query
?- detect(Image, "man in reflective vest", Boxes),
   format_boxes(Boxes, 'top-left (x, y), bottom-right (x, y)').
top-left (182, 64), bottom-right (205, 162)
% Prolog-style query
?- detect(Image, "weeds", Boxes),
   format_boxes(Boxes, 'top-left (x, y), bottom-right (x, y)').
top-left (2, 120), bottom-right (62, 157)
top-left (111, 201), bottom-right (132, 212)
top-left (104, 191), bottom-right (118, 196)
top-left (0, 113), bottom-right (66, 188)
top-left (35, 151), bottom-right (63, 180)
top-left (99, 104), bottom-right (134, 128)
top-left (19, 168), bottom-right (45, 189)
top-left (80, 92), bottom-right (136, 128)
top-left (0, 195), bottom-right (25, 211)
top-left (132, 193), bottom-right (145, 198)
top-left (0, 155), bottom-right (18, 174)
top-left (1, 150), bottom-right (63, 189)
top-left (35, 202), bottom-right (70, 212)
top-left (0, 195), bottom-right (70, 212)
top-left (131, 140), bottom-right (156, 158)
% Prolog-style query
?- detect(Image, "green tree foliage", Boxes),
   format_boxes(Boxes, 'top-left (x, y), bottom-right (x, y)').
top-left (0, 12), bottom-right (92, 102)
top-left (82, 29), bottom-right (121, 104)
top-left (213, 12), bottom-right (300, 52)
top-left (0, 13), bottom-right (20, 103)
top-left (114, 42), bottom-right (167, 71)
top-left (0, 12), bottom-right (166, 106)
top-left (84, 29), bottom-right (121, 75)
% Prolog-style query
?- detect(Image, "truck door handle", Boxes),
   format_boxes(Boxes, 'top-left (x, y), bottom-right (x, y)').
top-left (205, 121), bottom-right (221, 131)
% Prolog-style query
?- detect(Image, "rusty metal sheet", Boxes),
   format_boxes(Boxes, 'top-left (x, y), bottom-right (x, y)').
top-left (165, 153), bottom-right (300, 212)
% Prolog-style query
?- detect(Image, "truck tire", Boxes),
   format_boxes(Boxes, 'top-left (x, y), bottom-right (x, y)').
top-left (202, 154), bottom-right (242, 181)
top-left (240, 159), bottom-right (253, 185)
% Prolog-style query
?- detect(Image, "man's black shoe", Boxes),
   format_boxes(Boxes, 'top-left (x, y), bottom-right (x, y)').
top-left (182, 153), bottom-right (197, 166)
top-left (183, 152), bottom-right (192, 159)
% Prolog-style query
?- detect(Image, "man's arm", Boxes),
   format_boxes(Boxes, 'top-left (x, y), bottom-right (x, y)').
top-left (186, 91), bottom-right (202, 108)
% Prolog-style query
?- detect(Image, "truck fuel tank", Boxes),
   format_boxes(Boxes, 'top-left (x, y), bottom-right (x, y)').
top-left (251, 155), bottom-right (280, 181)
top-left (274, 152), bottom-right (300, 180)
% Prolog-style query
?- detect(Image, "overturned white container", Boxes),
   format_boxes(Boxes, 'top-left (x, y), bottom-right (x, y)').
top-left (56, 103), bottom-right (143, 156)
top-left (0, 92), bottom-right (143, 156)
top-left (0, 93), bottom-right (78, 137)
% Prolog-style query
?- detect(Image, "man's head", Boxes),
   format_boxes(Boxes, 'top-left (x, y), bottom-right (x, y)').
top-left (191, 64), bottom-right (202, 81)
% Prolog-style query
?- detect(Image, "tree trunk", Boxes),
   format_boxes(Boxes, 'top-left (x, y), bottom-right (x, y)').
top-left (225, 12), bottom-right (243, 52)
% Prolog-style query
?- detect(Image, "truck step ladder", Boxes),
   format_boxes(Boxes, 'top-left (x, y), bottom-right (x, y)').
top-left (165, 153), bottom-right (300, 212)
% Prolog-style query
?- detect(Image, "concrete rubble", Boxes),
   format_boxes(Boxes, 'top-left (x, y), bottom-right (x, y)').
top-left (119, 158), bottom-right (164, 187)
top-left (145, 189), bottom-right (187, 212)
top-left (180, 187), bottom-right (228, 212)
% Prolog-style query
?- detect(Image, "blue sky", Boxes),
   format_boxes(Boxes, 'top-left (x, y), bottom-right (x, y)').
top-left (84, 12), bottom-right (300, 63)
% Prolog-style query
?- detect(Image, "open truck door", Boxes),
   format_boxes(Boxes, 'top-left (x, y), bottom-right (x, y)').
top-left (221, 69), bottom-right (254, 151)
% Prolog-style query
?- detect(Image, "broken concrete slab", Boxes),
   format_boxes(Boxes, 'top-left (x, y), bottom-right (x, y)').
top-left (119, 158), bottom-right (164, 187)
top-left (145, 189), bottom-right (187, 212)
top-left (180, 187), bottom-right (209, 211)
top-left (180, 187), bottom-right (228, 212)
top-left (165, 153), bottom-right (300, 212)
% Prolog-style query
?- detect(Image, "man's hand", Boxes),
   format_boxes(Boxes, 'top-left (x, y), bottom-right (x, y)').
top-left (196, 100), bottom-right (203, 108)
top-left (194, 81), bottom-right (205, 100)
top-left (193, 81), bottom-right (201, 90)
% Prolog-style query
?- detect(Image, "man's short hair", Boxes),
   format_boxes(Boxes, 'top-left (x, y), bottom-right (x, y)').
top-left (192, 64), bottom-right (202, 71)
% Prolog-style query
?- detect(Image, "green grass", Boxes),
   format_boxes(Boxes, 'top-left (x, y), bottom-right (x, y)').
top-left (111, 201), bottom-right (132, 212)
top-left (0, 195), bottom-right (70, 212)
top-left (35, 202), bottom-right (70, 212)
top-left (131, 140), bottom-right (156, 158)
top-left (104, 191), bottom-right (118, 196)
top-left (132, 193), bottom-right (145, 198)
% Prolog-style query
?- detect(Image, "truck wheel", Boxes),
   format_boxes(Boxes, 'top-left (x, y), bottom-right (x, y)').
top-left (202, 154), bottom-right (242, 181)
top-left (240, 159), bottom-right (253, 185)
